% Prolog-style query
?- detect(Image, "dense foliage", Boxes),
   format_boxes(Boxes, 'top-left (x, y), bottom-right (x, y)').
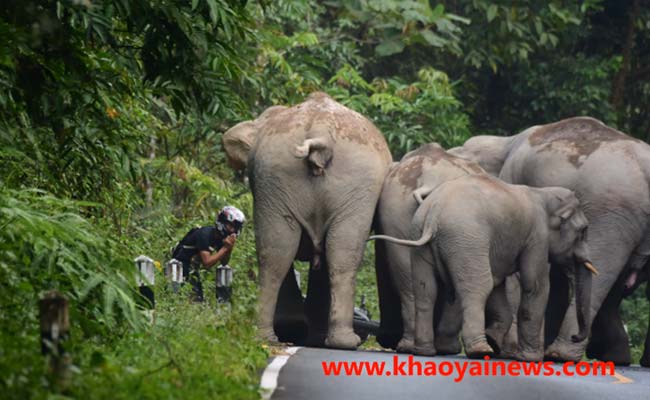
top-left (1, 0), bottom-right (650, 397)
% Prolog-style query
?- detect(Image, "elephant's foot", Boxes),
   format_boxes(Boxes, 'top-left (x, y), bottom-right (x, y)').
top-left (325, 329), bottom-right (361, 350)
top-left (544, 339), bottom-right (583, 362)
top-left (586, 340), bottom-right (604, 360)
top-left (589, 345), bottom-right (631, 366)
top-left (396, 338), bottom-right (414, 354)
top-left (258, 328), bottom-right (281, 344)
top-left (640, 351), bottom-right (650, 368)
top-left (586, 336), bottom-right (631, 365)
top-left (496, 336), bottom-right (519, 360)
top-left (435, 335), bottom-right (461, 355)
top-left (485, 326), bottom-right (508, 355)
top-left (412, 344), bottom-right (437, 357)
top-left (514, 349), bottom-right (543, 362)
top-left (464, 336), bottom-right (494, 359)
top-left (498, 338), bottom-right (518, 359)
top-left (305, 331), bottom-right (328, 348)
top-left (376, 329), bottom-right (401, 350)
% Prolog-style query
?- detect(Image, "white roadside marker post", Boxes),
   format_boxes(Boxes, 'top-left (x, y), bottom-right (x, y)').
top-left (135, 255), bottom-right (155, 323)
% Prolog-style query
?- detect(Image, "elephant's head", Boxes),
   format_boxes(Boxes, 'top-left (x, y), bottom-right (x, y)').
top-left (543, 187), bottom-right (596, 343)
top-left (448, 135), bottom-right (511, 176)
top-left (222, 105), bottom-right (288, 172)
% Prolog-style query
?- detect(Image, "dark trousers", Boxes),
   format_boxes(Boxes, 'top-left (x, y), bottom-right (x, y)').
top-left (180, 260), bottom-right (204, 303)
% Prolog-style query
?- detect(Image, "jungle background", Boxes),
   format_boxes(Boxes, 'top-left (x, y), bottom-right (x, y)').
top-left (1, 0), bottom-right (649, 398)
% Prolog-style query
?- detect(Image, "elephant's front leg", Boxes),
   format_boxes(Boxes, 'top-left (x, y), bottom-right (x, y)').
top-left (586, 287), bottom-right (631, 365)
top-left (412, 245), bottom-right (437, 356)
top-left (516, 246), bottom-right (550, 362)
top-left (255, 212), bottom-right (302, 343)
top-left (545, 231), bottom-right (632, 362)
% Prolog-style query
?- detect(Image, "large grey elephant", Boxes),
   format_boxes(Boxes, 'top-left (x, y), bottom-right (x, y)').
top-left (370, 174), bottom-right (596, 361)
top-left (223, 92), bottom-right (392, 349)
top-left (374, 143), bottom-right (485, 352)
top-left (449, 116), bottom-right (650, 363)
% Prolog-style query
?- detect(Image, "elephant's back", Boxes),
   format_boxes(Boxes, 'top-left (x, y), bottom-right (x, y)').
top-left (503, 119), bottom-right (650, 219)
top-left (253, 92), bottom-right (391, 162)
top-left (383, 146), bottom-right (485, 196)
top-left (248, 94), bottom-right (393, 226)
top-left (430, 175), bottom-right (533, 257)
top-left (432, 175), bottom-right (532, 225)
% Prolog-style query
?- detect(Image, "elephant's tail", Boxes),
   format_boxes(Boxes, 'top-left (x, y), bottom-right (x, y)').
top-left (294, 137), bottom-right (333, 176)
top-left (367, 218), bottom-right (436, 247)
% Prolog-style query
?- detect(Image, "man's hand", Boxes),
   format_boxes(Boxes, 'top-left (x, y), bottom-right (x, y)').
top-left (223, 234), bottom-right (237, 251)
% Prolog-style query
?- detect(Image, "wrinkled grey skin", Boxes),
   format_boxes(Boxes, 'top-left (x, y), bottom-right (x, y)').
top-left (449, 116), bottom-right (650, 363)
top-left (374, 143), bottom-right (486, 353)
top-left (371, 174), bottom-right (593, 361)
top-left (223, 92), bottom-right (392, 349)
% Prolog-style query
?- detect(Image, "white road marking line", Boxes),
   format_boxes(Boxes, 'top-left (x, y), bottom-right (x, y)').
top-left (260, 346), bottom-right (302, 400)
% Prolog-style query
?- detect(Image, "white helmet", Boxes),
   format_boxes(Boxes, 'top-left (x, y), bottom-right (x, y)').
top-left (216, 206), bottom-right (246, 236)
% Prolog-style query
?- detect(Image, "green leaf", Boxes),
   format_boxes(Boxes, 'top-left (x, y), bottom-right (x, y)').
top-left (447, 14), bottom-right (471, 25)
top-left (487, 4), bottom-right (498, 22)
top-left (375, 39), bottom-right (405, 56)
top-left (420, 30), bottom-right (446, 47)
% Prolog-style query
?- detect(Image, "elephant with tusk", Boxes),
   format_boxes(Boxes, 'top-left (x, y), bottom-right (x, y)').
top-left (449, 116), bottom-right (650, 364)
top-left (370, 174), bottom-right (596, 361)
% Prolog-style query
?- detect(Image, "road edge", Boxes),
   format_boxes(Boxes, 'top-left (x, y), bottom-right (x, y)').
top-left (260, 346), bottom-right (302, 400)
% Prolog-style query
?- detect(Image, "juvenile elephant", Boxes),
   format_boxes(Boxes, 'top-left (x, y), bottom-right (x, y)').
top-left (374, 143), bottom-right (485, 352)
top-left (449, 116), bottom-right (650, 363)
top-left (371, 174), bottom-right (596, 361)
top-left (223, 92), bottom-right (392, 349)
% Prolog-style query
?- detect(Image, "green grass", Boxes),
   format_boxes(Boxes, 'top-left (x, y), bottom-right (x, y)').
top-left (61, 280), bottom-right (269, 400)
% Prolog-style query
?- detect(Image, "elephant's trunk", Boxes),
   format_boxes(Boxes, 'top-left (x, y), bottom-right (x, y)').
top-left (571, 260), bottom-right (594, 343)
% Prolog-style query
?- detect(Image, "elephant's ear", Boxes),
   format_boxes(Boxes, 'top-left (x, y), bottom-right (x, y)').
top-left (549, 192), bottom-right (580, 229)
top-left (223, 120), bottom-right (257, 172)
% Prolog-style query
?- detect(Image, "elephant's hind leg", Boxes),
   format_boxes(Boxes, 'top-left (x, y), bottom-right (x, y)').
top-left (446, 251), bottom-right (494, 358)
top-left (375, 239), bottom-right (404, 350)
top-left (485, 280), bottom-right (514, 356)
top-left (412, 245), bottom-right (438, 356)
top-left (256, 212), bottom-right (302, 343)
top-left (322, 215), bottom-right (373, 349)
top-left (304, 255), bottom-right (331, 347)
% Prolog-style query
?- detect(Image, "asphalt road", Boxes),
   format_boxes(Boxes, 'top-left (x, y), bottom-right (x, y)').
top-left (265, 347), bottom-right (650, 400)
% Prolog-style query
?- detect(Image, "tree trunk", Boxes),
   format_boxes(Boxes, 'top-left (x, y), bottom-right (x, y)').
top-left (610, 0), bottom-right (640, 112)
top-left (145, 135), bottom-right (156, 209)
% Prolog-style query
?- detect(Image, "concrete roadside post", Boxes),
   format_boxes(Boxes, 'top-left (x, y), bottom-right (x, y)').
top-left (39, 290), bottom-right (71, 389)
top-left (135, 255), bottom-right (155, 323)
top-left (165, 258), bottom-right (184, 293)
top-left (216, 264), bottom-right (233, 303)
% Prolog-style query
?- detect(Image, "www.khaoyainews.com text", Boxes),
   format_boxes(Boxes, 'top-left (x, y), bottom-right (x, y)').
top-left (321, 355), bottom-right (615, 382)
